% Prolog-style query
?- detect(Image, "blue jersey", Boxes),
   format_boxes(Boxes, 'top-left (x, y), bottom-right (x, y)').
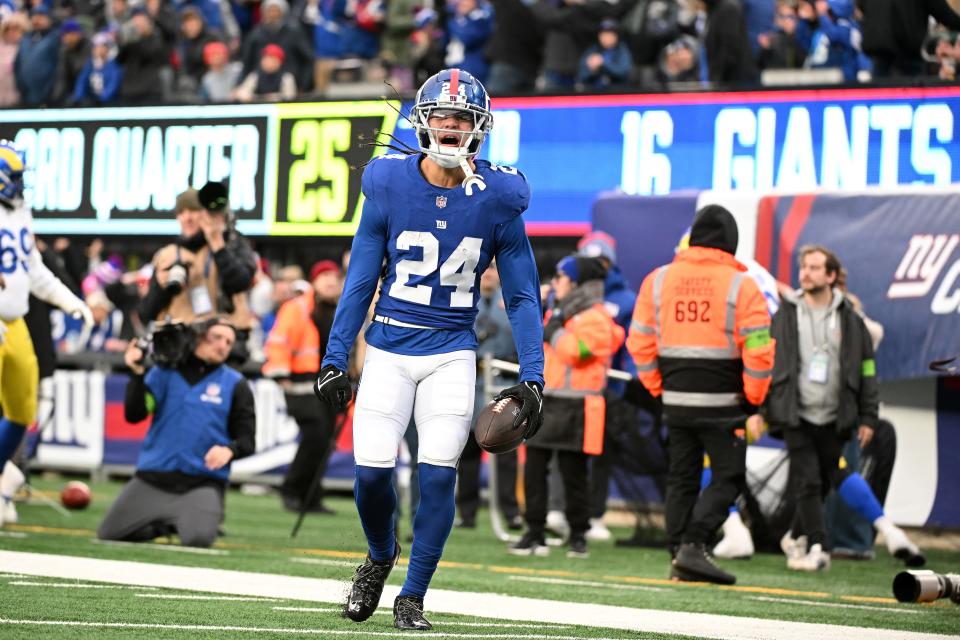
top-left (323, 154), bottom-right (544, 385)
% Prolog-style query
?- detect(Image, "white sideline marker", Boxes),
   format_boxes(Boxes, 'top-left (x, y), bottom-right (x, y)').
top-left (0, 550), bottom-right (953, 640)
top-left (136, 593), bottom-right (278, 602)
top-left (91, 539), bottom-right (229, 555)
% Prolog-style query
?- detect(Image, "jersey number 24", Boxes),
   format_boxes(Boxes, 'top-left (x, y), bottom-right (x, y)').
top-left (389, 231), bottom-right (482, 308)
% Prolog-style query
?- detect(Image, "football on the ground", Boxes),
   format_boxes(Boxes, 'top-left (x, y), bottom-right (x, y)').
top-left (61, 481), bottom-right (91, 510)
top-left (475, 396), bottom-right (526, 454)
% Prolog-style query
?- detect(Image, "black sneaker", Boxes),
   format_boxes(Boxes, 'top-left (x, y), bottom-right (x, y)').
top-left (344, 542), bottom-right (400, 622)
top-left (672, 542), bottom-right (736, 585)
top-left (508, 532), bottom-right (549, 557)
top-left (393, 595), bottom-right (432, 630)
top-left (567, 535), bottom-right (589, 559)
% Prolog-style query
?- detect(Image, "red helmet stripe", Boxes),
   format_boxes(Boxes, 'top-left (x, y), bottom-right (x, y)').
top-left (448, 69), bottom-right (459, 99)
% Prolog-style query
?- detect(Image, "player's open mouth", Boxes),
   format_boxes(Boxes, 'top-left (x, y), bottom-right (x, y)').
top-left (439, 134), bottom-right (460, 146)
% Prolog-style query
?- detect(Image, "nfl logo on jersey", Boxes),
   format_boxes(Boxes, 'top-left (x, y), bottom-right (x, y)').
top-left (435, 195), bottom-right (447, 209)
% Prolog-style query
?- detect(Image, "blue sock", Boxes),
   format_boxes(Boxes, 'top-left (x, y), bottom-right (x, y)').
top-left (354, 465), bottom-right (398, 562)
top-left (838, 472), bottom-right (884, 523)
top-left (0, 418), bottom-right (27, 468)
top-left (399, 463), bottom-right (456, 599)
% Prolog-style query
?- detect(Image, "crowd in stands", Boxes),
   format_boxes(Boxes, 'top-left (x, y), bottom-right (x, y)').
top-left (1, 0), bottom-right (959, 108)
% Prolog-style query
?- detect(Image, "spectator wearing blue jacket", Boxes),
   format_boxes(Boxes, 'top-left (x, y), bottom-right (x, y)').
top-left (72, 31), bottom-right (123, 105)
top-left (311, 0), bottom-right (348, 95)
top-left (445, 0), bottom-right (494, 83)
top-left (577, 19), bottom-right (632, 89)
top-left (14, 6), bottom-right (60, 105)
top-left (741, 0), bottom-right (776, 57)
top-left (797, 0), bottom-right (864, 82)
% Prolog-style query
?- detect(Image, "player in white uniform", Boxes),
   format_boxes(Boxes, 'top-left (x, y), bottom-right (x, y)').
top-left (0, 140), bottom-right (93, 526)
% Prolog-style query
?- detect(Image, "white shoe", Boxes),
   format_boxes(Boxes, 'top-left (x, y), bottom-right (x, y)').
top-left (881, 523), bottom-right (925, 567)
top-left (787, 542), bottom-right (830, 572)
top-left (0, 462), bottom-right (26, 528)
top-left (713, 512), bottom-right (754, 559)
top-left (780, 530), bottom-right (807, 561)
top-left (585, 517), bottom-right (612, 542)
top-left (1, 498), bottom-right (16, 525)
top-left (545, 510), bottom-right (569, 539)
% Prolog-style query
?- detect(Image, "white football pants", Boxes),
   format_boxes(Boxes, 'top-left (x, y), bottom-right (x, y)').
top-left (352, 345), bottom-right (476, 469)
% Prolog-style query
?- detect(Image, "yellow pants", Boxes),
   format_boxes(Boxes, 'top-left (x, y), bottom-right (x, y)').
top-left (0, 317), bottom-right (39, 425)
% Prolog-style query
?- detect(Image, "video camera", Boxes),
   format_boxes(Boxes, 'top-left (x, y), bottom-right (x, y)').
top-left (135, 321), bottom-right (199, 369)
top-left (893, 570), bottom-right (960, 605)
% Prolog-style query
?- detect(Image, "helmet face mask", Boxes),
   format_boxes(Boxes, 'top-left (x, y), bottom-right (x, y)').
top-left (0, 140), bottom-right (26, 208)
top-left (412, 69), bottom-right (493, 169)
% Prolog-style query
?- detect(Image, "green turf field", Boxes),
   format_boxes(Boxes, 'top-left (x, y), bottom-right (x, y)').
top-left (0, 475), bottom-right (957, 639)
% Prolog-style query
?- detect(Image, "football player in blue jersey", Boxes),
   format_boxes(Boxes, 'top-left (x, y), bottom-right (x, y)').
top-left (314, 68), bottom-right (545, 630)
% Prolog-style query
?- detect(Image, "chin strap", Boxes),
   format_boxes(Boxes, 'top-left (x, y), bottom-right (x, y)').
top-left (459, 157), bottom-right (486, 196)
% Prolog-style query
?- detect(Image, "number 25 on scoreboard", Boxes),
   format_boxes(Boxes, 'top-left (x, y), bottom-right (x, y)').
top-left (287, 119), bottom-right (352, 223)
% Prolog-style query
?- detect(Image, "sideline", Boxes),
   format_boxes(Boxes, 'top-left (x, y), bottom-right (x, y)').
top-left (0, 550), bottom-right (950, 640)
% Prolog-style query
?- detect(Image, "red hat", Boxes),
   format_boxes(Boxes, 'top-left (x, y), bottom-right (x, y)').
top-left (310, 259), bottom-right (340, 282)
top-left (203, 41), bottom-right (228, 66)
top-left (261, 44), bottom-right (285, 63)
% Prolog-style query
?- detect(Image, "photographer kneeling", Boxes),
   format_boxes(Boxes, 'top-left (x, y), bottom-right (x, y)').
top-left (97, 318), bottom-right (256, 548)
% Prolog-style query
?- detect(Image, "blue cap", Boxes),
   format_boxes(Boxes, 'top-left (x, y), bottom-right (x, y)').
top-left (61, 18), bottom-right (82, 34)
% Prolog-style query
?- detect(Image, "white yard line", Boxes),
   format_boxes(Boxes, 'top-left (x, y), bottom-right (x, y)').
top-left (9, 581), bottom-right (152, 589)
top-left (508, 575), bottom-right (667, 593)
top-left (746, 596), bottom-right (923, 615)
top-left (0, 619), bottom-right (620, 639)
top-left (271, 607), bottom-right (570, 628)
top-left (289, 557), bottom-right (358, 568)
top-left (91, 539), bottom-right (229, 555)
top-left (0, 550), bottom-right (950, 640)
top-left (135, 593), bottom-right (278, 602)
top-left (0, 531), bottom-right (27, 539)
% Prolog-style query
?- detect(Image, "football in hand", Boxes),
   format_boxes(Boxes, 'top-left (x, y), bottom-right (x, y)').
top-left (474, 396), bottom-right (526, 454)
top-left (61, 481), bottom-right (92, 510)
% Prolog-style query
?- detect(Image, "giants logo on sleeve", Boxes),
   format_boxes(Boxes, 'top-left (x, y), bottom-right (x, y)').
top-left (887, 234), bottom-right (960, 314)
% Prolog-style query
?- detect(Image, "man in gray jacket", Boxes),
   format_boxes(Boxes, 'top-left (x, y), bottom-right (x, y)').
top-left (764, 245), bottom-right (878, 572)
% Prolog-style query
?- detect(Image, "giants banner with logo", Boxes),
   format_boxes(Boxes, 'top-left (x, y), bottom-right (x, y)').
top-left (753, 191), bottom-right (960, 382)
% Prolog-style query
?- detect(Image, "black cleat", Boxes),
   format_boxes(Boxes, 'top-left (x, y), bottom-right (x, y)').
top-left (566, 535), bottom-right (589, 559)
top-left (672, 542), bottom-right (736, 585)
top-left (344, 542), bottom-right (400, 622)
top-left (394, 595), bottom-right (432, 630)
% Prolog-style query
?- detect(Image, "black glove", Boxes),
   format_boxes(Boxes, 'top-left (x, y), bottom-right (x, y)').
top-left (543, 313), bottom-right (564, 343)
top-left (315, 364), bottom-right (352, 411)
top-left (495, 381), bottom-right (544, 440)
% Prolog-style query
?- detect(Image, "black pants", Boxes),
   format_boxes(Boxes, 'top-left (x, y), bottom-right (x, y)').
top-left (784, 422), bottom-right (849, 547)
top-left (456, 431), bottom-right (519, 521)
top-left (665, 425), bottom-right (746, 546)
top-left (282, 392), bottom-right (336, 505)
top-left (524, 446), bottom-right (589, 538)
